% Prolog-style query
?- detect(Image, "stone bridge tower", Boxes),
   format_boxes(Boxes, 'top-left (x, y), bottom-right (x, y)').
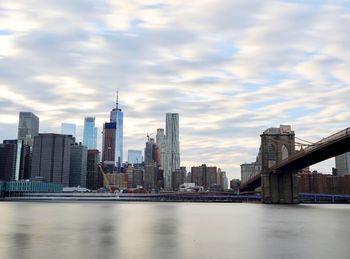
top-left (260, 125), bottom-right (298, 203)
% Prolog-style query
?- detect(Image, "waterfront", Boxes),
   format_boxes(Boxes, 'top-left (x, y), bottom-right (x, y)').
top-left (1, 202), bottom-right (350, 259)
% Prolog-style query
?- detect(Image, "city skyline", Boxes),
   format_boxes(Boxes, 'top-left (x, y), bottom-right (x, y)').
top-left (1, 1), bottom-right (350, 180)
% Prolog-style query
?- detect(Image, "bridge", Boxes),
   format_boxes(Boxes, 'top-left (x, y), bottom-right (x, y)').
top-left (239, 126), bottom-right (350, 204)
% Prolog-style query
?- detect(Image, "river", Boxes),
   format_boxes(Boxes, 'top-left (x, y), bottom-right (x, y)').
top-left (0, 202), bottom-right (349, 259)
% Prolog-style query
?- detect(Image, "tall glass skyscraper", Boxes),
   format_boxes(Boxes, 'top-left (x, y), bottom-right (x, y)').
top-left (102, 92), bottom-right (123, 170)
top-left (83, 117), bottom-right (97, 149)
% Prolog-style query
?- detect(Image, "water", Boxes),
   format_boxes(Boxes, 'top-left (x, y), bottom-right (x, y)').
top-left (1, 202), bottom-right (350, 259)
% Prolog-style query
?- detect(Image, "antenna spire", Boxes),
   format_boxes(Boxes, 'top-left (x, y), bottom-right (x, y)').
top-left (116, 89), bottom-right (119, 110)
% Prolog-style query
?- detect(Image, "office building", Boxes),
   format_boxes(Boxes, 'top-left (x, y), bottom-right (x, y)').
top-left (102, 92), bottom-right (123, 169)
top-left (86, 149), bottom-right (102, 190)
top-left (83, 117), bottom-right (97, 149)
top-left (128, 150), bottom-right (143, 165)
top-left (191, 164), bottom-right (217, 190)
top-left (217, 169), bottom-right (228, 190)
top-left (335, 152), bottom-right (350, 176)
top-left (241, 163), bottom-right (256, 184)
top-left (144, 138), bottom-right (157, 164)
top-left (69, 143), bottom-right (88, 187)
top-left (61, 123), bottom-right (76, 137)
top-left (31, 134), bottom-right (74, 186)
top-left (172, 167), bottom-right (186, 191)
top-left (144, 162), bottom-right (158, 192)
top-left (18, 112), bottom-right (39, 146)
top-left (164, 113), bottom-right (180, 189)
top-left (126, 165), bottom-right (144, 188)
top-left (0, 140), bottom-right (30, 181)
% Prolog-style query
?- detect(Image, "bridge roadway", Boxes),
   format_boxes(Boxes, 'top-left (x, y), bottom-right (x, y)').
top-left (240, 127), bottom-right (350, 192)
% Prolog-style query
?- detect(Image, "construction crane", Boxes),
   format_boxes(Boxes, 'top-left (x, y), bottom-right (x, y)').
top-left (98, 164), bottom-right (112, 193)
top-left (147, 132), bottom-right (156, 141)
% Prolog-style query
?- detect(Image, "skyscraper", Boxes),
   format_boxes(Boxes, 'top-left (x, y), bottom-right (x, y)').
top-left (145, 138), bottom-right (157, 164)
top-left (69, 143), bottom-right (88, 187)
top-left (335, 152), bottom-right (350, 176)
top-left (102, 91), bottom-right (123, 170)
top-left (18, 112), bottom-right (39, 146)
top-left (83, 117), bottom-right (97, 149)
top-left (31, 134), bottom-right (74, 186)
top-left (156, 128), bottom-right (166, 169)
top-left (86, 149), bottom-right (102, 190)
top-left (61, 123), bottom-right (76, 137)
top-left (0, 140), bottom-right (30, 181)
top-left (164, 113), bottom-right (180, 189)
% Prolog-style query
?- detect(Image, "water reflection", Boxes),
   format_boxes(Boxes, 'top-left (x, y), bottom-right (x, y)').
top-left (0, 202), bottom-right (350, 259)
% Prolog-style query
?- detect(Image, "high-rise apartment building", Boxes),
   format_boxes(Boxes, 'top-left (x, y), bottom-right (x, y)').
top-left (31, 134), bottom-right (74, 186)
top-left (61, 123), bottom-right (76, 137)
top-left (102, 92), bottom-right (123, 169)
top-left (164, 113), bottom-right (180, 189)
top-left (128, 150), bottom-right (143, 165)
top-left (18, 112), bottom-right (39, 146)
top-left (156, 128), bottom-right (166, 169)
top-left (69, 143), bottom-right (88, 187)
top-left (191, 164), bottom-right (217, 190)
top-left (335, 152), bottom-right (350, 176)
top-left (83, 117), bottom-right (97, 149)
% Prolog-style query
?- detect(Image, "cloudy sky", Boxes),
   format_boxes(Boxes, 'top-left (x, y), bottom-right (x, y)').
top-left (1, 0), bottom-right (349, 179)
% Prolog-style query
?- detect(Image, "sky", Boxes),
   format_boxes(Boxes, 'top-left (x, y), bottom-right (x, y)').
top-left (0, 0), bottom-right (350, 180)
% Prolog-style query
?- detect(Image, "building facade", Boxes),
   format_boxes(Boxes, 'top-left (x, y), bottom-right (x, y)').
top-left (0, 140), bottom-right (30, 181)
top-left (86, 149), bottom-right (102, 190)
top-left (61, 123), bottom-right (76, 137)
top-left (172, 167), bottom-right (186, 191)
top-left (83, 117), bottom-right (97, 149)
top-left (102, 94), bottom-right (123, 170)
top-left (18, 112), bottom-right (39, 146)
top-left (31, 134), bottom-right (74, 186)
top-left (144, 163), bottom-right (158, 192)
top-left (191, 164), bottom-right (217, 190)
top-left (164, 113), bottom-right (180, 189)
top-left (127, 150), bottom-right (143, 166)
top-left (69, 143), bottom-right (88, 187)
top-left (335, 152), bottom-right (350, 176)
top-left (144, 138), bottom-right (157, 164)
top-left (156, 128), bottom-right (166, 169)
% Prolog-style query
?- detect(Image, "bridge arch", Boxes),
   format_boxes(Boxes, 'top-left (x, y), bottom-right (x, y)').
top-left (267, 143), bottom-right (277, 167)
top-left (281, 144), bottom-right (289, 160)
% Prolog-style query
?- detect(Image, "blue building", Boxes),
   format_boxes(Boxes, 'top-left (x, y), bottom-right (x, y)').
top-left (83, 117), bottom-right (97, 149)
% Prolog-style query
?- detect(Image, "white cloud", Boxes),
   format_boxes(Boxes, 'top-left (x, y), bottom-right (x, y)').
top-left (0, 0), bottom-right (349, 180)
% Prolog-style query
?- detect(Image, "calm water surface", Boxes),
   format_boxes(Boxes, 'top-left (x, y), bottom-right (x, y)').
top-left (0, 202), bottom-right (350, 259)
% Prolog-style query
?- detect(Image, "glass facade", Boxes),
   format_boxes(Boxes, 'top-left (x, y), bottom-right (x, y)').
top-left (128, 150), bottom-right (143, 165)
top-left (4, 181), bottom-right (62, 192)
top-left (83, 117), bottom-right (97, 149)
top-left (61, 123), bottom-right (76, 137)
top-left (18, 112), bottom-right (39, 146)
top-left (109, 109), bottom-right (123, 168)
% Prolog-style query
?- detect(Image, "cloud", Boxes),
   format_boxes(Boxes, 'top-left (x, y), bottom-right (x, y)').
top-left (0, 0), bottom-right (349, 180)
